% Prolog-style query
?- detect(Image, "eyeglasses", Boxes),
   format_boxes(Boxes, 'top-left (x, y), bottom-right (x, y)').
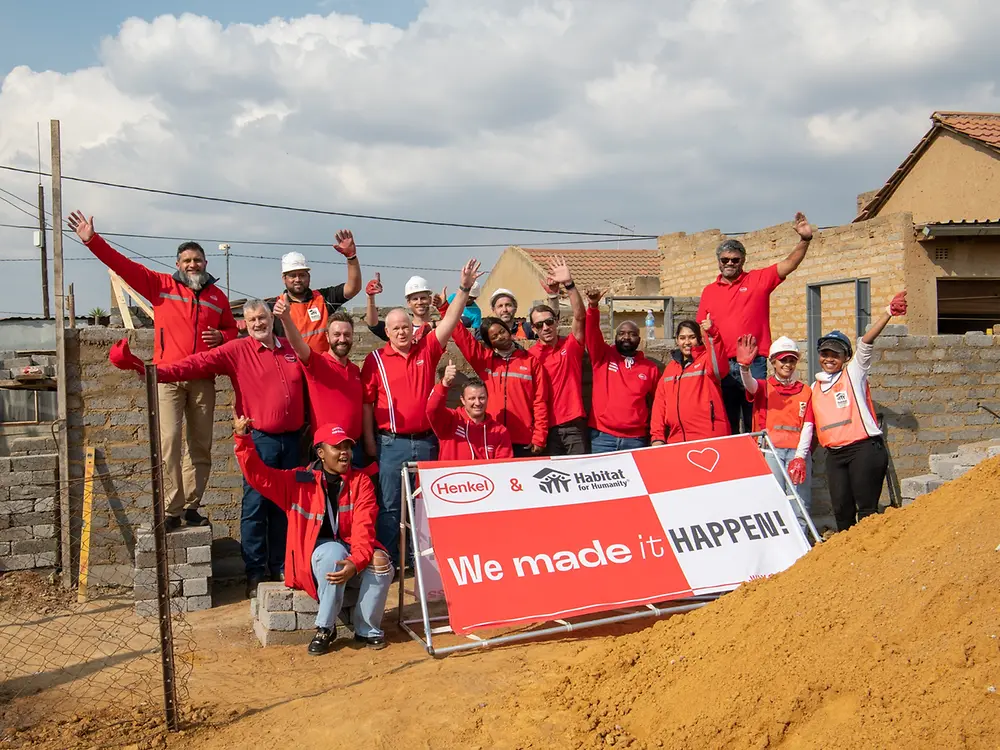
top-left (532, 318), bottom-right (557, 330)
top-left (719, 257), bottom-right (743, 265)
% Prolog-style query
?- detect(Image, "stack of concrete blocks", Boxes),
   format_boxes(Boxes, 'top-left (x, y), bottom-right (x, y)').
top-left (0, 351), bottom-right (57, 380)
top-left (251, 581), bottom-right (358, 646)
top-left (133, 525), bottom-right (213, 616)
top-left (0, 437), bottom-right (58, 572)
top-left (900, 438), bottom-right (1000, 505)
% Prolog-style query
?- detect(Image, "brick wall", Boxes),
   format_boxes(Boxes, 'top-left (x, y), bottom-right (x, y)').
top-left (0, 437), bottom-right (58, 572)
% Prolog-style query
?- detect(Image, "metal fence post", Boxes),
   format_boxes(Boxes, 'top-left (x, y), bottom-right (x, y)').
top-left (144, 364), bottom-right (180, 732)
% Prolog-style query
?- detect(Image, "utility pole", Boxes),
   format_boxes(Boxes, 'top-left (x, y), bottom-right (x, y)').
top-left (38, 185), bottom-right (50, 318)
top-left (51, 119), bottom-right (72, 588)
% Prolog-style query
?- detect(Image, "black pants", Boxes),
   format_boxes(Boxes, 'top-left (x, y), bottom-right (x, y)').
top-left (512, 444), bottom-right (533, 458)
top-left (721, 356), bottom-right (766, 434)
top-left (826, 437), bottom-right (889, 532)
top-left (546, 418), bottom-right (589, 456)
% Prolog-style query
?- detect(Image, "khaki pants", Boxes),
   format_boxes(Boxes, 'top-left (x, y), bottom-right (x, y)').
top-left (158, 379), bottom-right (216, 517)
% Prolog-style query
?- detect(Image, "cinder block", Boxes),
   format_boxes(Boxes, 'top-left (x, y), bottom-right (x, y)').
top-left (0, 527), bottom-right (33, 542)
top-left (34, 497), bottom-right (56, 512)
top-left (900, 474), bottom-right (940, 499)
top-left (10, 455), bottom-right (57, 472)
top-left (169, 563), bottom-right (212, 580)
top-left (34, 551), bottom-right (57, 568)
top-left (0, 501), bottom-right (33, 515)
top-left (32, 524), bottom-right (56, 539)
top-left (135, 597), bottom-right (186, 617)
top-left (0, 472), bottom-right (33, 488)
top-left (166, 526), bottom-right (212, 549)
top-left (292, 590), bottom-right (319, 614)
top-left (928, 452), bottom-right (959, 476)
top-left (183, 577), bottom-right (209, 596)
top-left (186, 595), bottom-right (212, 612)
top-left (133, 580), bottom-right (182, 600)
top-left (253, 618), bottom-right (314, 647)
top-left (261, 584), bottom-right (292, 612)
top-left (135, 531), bottom-right (156, 553)
top-left (881, 324), bottom-right (908, 337)
top-left (250, 596), bottom-right (259, 619)
top-left (259, 609), bottom-right (296, 632)
top-left (9, 486), bottom-right (48, 501)
top-left (133, 568), bottom-right (157, 587)
top-left (0, 554), bottom-right (35, 571)
top-left (0, 542), bottom-right (9, 556)
top-left (186, 545), bottom-right (212, 564)
top-left (957, 439), bottom-right (1000, 464)
top-left (12, 539), bottom-right (57, 555)
top-left (296, 612), bottom-right (317, 631)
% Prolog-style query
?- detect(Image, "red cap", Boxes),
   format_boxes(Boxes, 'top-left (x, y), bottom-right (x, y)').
top-left (313, 423), bottom-right (355, 447)
top-left (108, 338), bottom-right (145, 374)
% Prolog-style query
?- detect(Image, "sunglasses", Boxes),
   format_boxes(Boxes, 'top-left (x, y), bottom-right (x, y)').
top-left (532, 318), bottom-right (557, 330)
top-left (719, 257), bottom-right (743, 265)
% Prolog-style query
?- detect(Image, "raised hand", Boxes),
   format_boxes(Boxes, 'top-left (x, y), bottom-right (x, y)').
top-left (585, 288), bottom-right (606, 306)
top-left (334, 229), bottom-right (357, 259)
top-left (701, 313), bottom-right (713, 332)
top-left (540, 276), bottom-right (559, 296)
top-left (547, 255), bottom-right (574, 286)
top-left (67, 211), bottom-right (95, 243)
top-left (233, 414), bottom-right (253, 435)
top-left (442, 359), bottom-right (457, 387)
top-left (889, 290), bottom-right (907, 317)
top-left (365, 273), bottom-right (382, 297)
top-left (272, 294), bottom-right (291, 320)
top-left (793, 212), bottom-right (813, 241)
top-left (432, 286), bottom-right (448, 309)
top-left (735, 334), bottom-right (758, 367)
top-left (459, 259), bottom-right (483, 290)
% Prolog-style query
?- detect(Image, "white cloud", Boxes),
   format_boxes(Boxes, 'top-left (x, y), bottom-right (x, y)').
top-left (1, 0), bottom-right (999, 314)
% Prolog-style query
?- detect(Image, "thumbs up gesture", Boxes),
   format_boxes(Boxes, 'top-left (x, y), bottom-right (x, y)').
top-left (442, 360), bottom-right (457, 387)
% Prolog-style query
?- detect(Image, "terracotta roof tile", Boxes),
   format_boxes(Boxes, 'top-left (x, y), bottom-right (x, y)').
top-left (518, 247), bottom-right (661, 291)
top-left (934, 112), bottom-right (1000, 149)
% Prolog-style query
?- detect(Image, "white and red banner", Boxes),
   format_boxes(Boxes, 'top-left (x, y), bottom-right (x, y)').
top-left (416, 435), bottom-right (809, 634)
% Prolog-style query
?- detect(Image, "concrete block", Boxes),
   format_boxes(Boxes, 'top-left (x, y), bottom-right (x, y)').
top-left (259, 609), bottom-right (297, 631)
top-left (250, 597), bottom-right (259, 619)
top-left (253, 618), bottom-right (314, 647)
top-left (34, 551), bottom-right (57, 568)
top-left (261, 584), bottom-right (293, 612)
top-left (0, 542), bottom-right (8, 555)
top-left (0, 554), bottom-right (34, 571)
top-left (12, 539), bottom-right (57, 555)
top-left (183, 577), bottom-right (209, 596)
top-left (169, 563), bottom-right (212, 580)
top-left (186, 594), bottom-right (212, 612)
top-left (936, 459), bottom-right (974, 481)
top-left (135, 597), bottom-right (186, 617)
top-left (928, 452), bottom-right (960, 476)
top-left (292, 590), bottom-right (319, 614)
top-left (133, 580), bottom-right (182, 600)
top-left (34, 497), bottom-right (56, 512)
top-left (0, 471), bottom-right (34, 488)
top-left (32, 524), bottom-right (56, 539)
top-left (187, 545), bottom-right (212, 564)
top-left (135, 531), bottom-right (156, 554)
top-left (166, 526), bottom-right (212, 549)
top-left (880, 324), bottom-right (908, 337)
top-left (133, 568), bottom-right (157, 587)
top-left (9, 485), bottom-right (49, 501)
top-left (900, 474), bottom-right (939, 499)
top-left (10, 455), bottom-right (57, 472)
top-left (0, 501), bottom-right (34, 515)
top-left (956, 439), bottom-right (1000, 464)
top-left (296, 612), bottom-right (317, 630)
top-left (9, 436), bottom-right (56, 454)
top-left (0, 527), bottom-right (33, 542)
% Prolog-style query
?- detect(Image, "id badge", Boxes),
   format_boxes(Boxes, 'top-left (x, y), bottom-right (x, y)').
top-left (307, 307), bottom-right (322, 322)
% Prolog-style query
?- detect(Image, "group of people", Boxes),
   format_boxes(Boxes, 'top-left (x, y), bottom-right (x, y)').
top-left (69, 207), bottom-right (905, 657)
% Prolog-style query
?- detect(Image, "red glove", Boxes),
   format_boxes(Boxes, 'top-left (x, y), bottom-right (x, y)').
top-left (735, 335), bottom-right (758, 367)
top-left (365, 273), bottom-right (382, 296)
top-left (787, 457), bottom-right (807, 485)
top-left (334, 229), bottom-right (357, 259)
top-left (888, 290), bottom-right (907, 317)
top-left (108, 339), bottom-right (145, 377)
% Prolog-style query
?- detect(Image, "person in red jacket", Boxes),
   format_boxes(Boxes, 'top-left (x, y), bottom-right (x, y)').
top-left (585, 289), bottom-right (660, 453)
top-left (234, 417), bottom-right (393, 654)
top-left (651, 317), bottom-right (729, 445)
top-left (448, 314), bottom-right (550, 457)
top-left (427, 361), bottom-right (514, 461)
top-left (68, 210), bottom-right (238, 532)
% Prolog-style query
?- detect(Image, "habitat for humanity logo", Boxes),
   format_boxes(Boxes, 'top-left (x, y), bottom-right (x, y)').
top-left (533, 468), bottom-right (572, 494)
top-left (533, 466), bottom-right (630, 494)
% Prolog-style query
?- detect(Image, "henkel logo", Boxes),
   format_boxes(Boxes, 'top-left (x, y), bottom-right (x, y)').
top-left (739, 287), bottom-right (748, 293)
top-left (534, 467), bottom-right (572, 494)
top-left (430, 472), bottom-right (495, 504)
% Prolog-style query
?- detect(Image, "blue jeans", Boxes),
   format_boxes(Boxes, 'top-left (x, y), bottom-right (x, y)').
top-left (722, 356), bottom-right (767, 435)
top-left (589, 430), bottom-right (648, 454)
top-left (766, 446), bottom-right (812, 535)
top-left (376, 433), bottom-right (438, 565)
top-left (241, 429), bottom-right (301, 577)
top-left (311, 540), bottom-right (394, 637)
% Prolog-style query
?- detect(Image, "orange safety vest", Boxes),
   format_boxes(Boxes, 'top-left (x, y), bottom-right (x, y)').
top-left (811, 370), bottom-right (874, 449)
top-left (757, 380), bottom-right (811, 450)
top-left (288, 290), bottom-right (330, 354)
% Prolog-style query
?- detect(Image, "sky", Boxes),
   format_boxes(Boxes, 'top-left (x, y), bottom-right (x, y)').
top-left (1, 0), bottom-right (999, 317)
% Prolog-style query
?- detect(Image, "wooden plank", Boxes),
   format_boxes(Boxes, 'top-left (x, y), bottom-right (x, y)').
top-left (109, 271), bottom-right (135, 330)
top-left (77, 447), bottom-right (96, 603)
top-left (109, 269), bottom-right (154, 319)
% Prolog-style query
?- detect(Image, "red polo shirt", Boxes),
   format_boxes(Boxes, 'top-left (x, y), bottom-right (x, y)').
top-left (528, 334), bottom-right (585, 426)
top-left (303, 353), bottom-right (363, 441)
top-left (696, 265), bottom-right (783, 359)
top-left (362, 334), bottom-right (445, 434)
top-left (157, 336), bottom-right (305, 434)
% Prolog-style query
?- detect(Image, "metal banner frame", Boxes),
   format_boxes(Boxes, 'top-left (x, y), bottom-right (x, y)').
top-left (396, 431), bottom-right (819, 657)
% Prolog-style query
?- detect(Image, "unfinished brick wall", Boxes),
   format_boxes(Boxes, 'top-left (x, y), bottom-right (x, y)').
top-left (0, 436), bottom-right (58, 572)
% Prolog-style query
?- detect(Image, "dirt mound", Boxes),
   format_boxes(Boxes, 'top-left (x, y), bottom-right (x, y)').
top-left (534, 457), bottom-right (1000, 748)
top-left (0, 571), bottom-right (75, 617)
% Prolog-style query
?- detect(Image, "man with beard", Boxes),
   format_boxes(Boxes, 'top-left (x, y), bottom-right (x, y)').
top-left (365, 274), bottom-right (437, 343)
top-left (68, 210), bottom-right (238, 532)
top-left (585, 288), bottom-right (660, 453)
top-left (270, 232), bottom-right (362, 354)
top-left (696, 212), bottom-right (814, 434)
top-left (155, 300), bottom-right (306, 598)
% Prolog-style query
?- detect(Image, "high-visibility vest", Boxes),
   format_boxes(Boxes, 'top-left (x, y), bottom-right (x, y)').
top-left (758, 380), bottom-right (811, 450)
top-left (811, 371), bottom-right (874, 449)
top-left (288, 290), bottom-right (329, 354)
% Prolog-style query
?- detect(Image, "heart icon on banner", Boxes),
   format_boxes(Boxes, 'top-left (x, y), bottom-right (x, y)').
top-left (686, 447), bottom-right (720, 473)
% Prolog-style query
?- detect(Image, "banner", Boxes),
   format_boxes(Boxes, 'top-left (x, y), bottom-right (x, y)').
top-left (416, 435), bottom-right (809, 634)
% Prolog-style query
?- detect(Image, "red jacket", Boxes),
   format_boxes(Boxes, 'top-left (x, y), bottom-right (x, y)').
top-left (426, 383), bottom-right (514, 461)
top-left (585, 306), bottom-right (660, 438)
top-left (234, 432), bottom-right (380, 601)
top-left (650, 325), bottom-right (729, 444)
top-left (85, 233), bottom-right (238, 364)
top-left (450, 323), bottom-right (550, 447)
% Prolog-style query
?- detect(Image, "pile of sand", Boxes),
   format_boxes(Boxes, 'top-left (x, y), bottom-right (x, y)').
top-left (531, 458), bottom-right (1000, 748)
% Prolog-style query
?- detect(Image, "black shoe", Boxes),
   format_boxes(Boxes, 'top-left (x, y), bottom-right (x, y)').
top-left (353, 633), bottom-right (387, 650)
top-left (245, 573), bottom-right (267, 599)
top-left (308, 627), bottom-right (335, 656)
top-left (270, 571), bottom-right (285, 583)
top-left (183, 510), bottom-right (211, 527)
top-left (164, 516), bottom-right (182, 533)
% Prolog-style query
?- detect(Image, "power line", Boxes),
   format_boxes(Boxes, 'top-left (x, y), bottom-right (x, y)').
top-left (0, 163), bottom-right (650, 237)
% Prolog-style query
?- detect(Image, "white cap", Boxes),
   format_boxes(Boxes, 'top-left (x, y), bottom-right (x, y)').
top-left (769, 336), bottom-right (800, 359)
top-left (469, 281), bottom-right (481, 299)
top-left (490, 288), bottom-right (517, 308)
top-left (404, 275), bottom-right (432, 298)
top-left (281, 252), bottom-right (310, 274)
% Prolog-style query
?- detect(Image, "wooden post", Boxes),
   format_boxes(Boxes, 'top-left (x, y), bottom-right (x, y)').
top-left (77, 447), bottom-right (95, 603)
top-left (38, 184), bottom-right (50, 319)
top-left (51, 119), bottom-right (72, 589)
top-left (67, 282), bottom-right (76, 329)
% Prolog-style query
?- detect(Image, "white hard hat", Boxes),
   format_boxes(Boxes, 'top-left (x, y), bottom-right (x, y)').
top-left (490, 288), bottom-right (517, 308)
top-left (469, 281), bottom-right (481, 299)
top-left (404, 275), bottom-right (432, 298)
top-left (281, 252), bottom-right (310, 274)
top-left (769, 336), bottom-right (800, 359)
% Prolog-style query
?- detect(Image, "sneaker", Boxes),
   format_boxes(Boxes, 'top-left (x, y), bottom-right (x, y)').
top-left (245, 573), bottom-right (267, 599)
top-left (308, 627), bottom-right (335, 656)
top-left (353, 633), bottom-right (387, 650)
top-left (183, 510), bottom-right (211, 527)
top-left (164, 516), bottom-right (182, 533)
